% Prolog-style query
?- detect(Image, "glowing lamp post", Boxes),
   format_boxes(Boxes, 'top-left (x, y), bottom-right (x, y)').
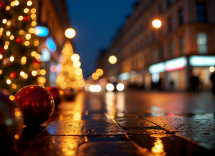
top-left (65, 28), bottom-right (76, 39)
top-left (152, 19), bottom-right (162, 29)
top-left (109, 55), bottom-right (117, 64)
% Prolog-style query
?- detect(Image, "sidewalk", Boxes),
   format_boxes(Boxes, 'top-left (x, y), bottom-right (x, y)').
top-left (13, 91), bottom-right (215, 156)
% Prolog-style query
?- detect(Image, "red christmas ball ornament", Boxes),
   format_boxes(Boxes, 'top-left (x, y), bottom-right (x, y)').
top-left (0, 1), bottom-right (6, 8)
top-left (15, 85), bottom-right (55, 126)
top-left (23, 16), bottom-right (29, 22)
top-left (46, 86), bottom-right (63, 106)
top-left (0, 90), bottom-right (24, 155)
top-left (0, 46), bottom-right (4, 54)
top-left (10, 72), bottom-right (17, 78)
top-left (16, 36), bottom-right (24, 44)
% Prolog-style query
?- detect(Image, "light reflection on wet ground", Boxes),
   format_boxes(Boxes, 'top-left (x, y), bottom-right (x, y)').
top-left (15, 91), bottom-right (215, 156)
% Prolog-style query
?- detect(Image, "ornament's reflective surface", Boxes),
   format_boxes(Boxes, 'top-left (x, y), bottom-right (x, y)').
top-left (15, 85), bottom-right (55, 126)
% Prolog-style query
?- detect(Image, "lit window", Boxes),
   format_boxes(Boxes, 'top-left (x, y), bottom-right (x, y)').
top-left (197, 32), bottom-right (208, 54)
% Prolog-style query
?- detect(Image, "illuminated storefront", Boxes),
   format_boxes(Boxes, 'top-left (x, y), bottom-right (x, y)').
top-left (147, 56), bottom-right (215, 90)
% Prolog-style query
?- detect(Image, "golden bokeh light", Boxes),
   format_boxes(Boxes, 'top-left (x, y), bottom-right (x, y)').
top-left (92, 73), bottom-right (99, 80)
top-left (34, 39), bottom-right (39, 46)
top-left (6, 31), bottom-right (11, 36)
top-left (32, 70), bottom-right (37, 76)
top-left (152, 19), bottom-right (162, 29)
top-left (25, 33), bottom-right (31, 40)
top-left (31, 51), bottom-right (36, 57)
top-left (25, 41), bottom-right (30, 46)
top-left (23, 73), bottom-right (28, 79)
top-left (65, 28), bottom-right (76, 39)
top-left (24, 8), bottom-right (29, 13)
top-left (35, 53), bottom-right (40, 59)
top-left (18, 16), bottom-right (23, 21)
top-left (40, 69), bottom-right (46, 75)
top-left (19, 30), bottom-right (24, 35)
top-left (20, 71), bottom-right (25, 76)
top-left (31, 21), bottom-right (37, 26)
top-left (10, 56), bottom-right (14, 62)
top-left (27, 1), bottom-right (32, 6)
top-left (10, 35), bottom-right (14, 40)
top-left (28, 28), bottom-right (35, 34)
top-left (14, 134), bottom-right (19, 139)
top-left (10, 1), bottom-right (15, 7)
top-left (9, 95), bottom-right (15, 101)
top-left (21, 56), bottom-right (27, 65)
top-left (31, 8), bottom-right (36, 13)
top-left (73, 61), bottom-right (81, 68)
top-left (75, 68), bottom-right (82, 75)
top-left (6, 6), bottom-right (10, 10)
top-left (6, 79), bottom-right (11, 84)
top-left (2, 19), bottom-right (7, 24)
top-left (0, 54), bottom-right (2, 59)
top-left (31, 14), bottom-right (36, 19)
top-left (109, 55), bottom-right (117, 64)
top-left (12, 84), bottom-right (16, 89)
top-left (71, 54), bottom-right (80, 62)
top-left (4, 45), bottom-right (8, 50)
top-left (14, 1), bottom-right (19, 6)
top-left (96, 68), bottom-right (103, 76)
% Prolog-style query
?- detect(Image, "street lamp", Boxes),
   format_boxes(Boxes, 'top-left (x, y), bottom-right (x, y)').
top-left (65, 28), bottom-right (76, 39)
top-left (152, 19), bottom-right (162, 29)
top-left (109, 55), bottom-right (117, 64)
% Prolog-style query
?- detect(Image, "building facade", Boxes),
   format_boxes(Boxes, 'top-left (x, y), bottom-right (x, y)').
top-left (33, 0), bottom-right (70, 86)
top-left (97, 0), bottom-right (215, 91)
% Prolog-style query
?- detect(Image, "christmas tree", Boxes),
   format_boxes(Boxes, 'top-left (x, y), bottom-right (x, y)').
top-left (56, 41), bottom-right (84, 91)
top-left (0, 0), bottom-right (42, 94)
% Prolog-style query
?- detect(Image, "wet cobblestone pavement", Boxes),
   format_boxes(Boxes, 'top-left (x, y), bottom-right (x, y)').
top-left (12, 91), bottom-right (215, 156)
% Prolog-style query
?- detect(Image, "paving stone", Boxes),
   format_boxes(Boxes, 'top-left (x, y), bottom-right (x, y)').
top-left (145, 116), bottom-right (215, 150)
top-left (128, 135), bottom-right (215, 156)
top-left (114, 116), bottom-right (157, 128)
top-left (22, 136), bottom-right (85, 156)
top-left (43, 114), bottom-right (125, 136)
top-left (124, 128), bottom-right (168, 135)
top-left (77, 142), bottom-right (143, 156)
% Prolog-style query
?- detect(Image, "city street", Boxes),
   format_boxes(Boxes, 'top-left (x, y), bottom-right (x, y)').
top-left (14, 91), bottom-right (215, 156)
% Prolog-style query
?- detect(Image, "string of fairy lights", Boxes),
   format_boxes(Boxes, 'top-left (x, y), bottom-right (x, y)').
top-left (0, 0), bottom-right (47, 90)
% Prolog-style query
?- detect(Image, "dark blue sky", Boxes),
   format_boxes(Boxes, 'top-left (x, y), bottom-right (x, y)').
top-left (65, 0), bottom-right (139, 78)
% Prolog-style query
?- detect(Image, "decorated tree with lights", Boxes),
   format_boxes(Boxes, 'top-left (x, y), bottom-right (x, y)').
top-left (0, 0), bottom-right (42, 94)
top-left (56, 41), bottom-right (84, 91)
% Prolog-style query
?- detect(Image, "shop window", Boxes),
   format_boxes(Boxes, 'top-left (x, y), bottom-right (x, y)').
top-left (196, 2), bottom-right (207, 23)
top-left (197, 32), bottom-right (208, 54)
top-left (180, 37), bottom-right (185, 55)
top-left (178, 8), bottom-right (184, 26)
top-left (169, 42), bottom-right (174, 58)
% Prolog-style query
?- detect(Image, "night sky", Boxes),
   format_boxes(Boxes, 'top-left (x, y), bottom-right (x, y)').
top-left (65, 0), bottom-right (140, 78)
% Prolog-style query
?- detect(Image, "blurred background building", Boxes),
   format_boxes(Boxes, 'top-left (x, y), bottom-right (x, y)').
top-left (33, 0), bottom-right (70, 86)
top-left (97, 0), bottom-right (215, 91)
